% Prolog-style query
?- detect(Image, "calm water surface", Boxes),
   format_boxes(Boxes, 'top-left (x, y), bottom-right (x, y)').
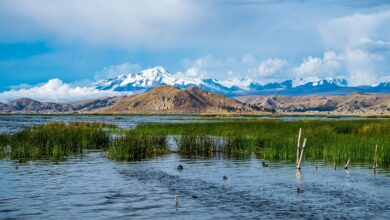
top-left (0, 114), bottom-right (386, 134)
top-left (1, 153), bottom-right (390, 219)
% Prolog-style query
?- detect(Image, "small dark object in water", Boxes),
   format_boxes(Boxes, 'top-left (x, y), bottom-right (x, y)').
top-left (223, 175), bottom-right (228, 180)
top-left (177, 164), bottom-right (183, 170)
top-left (15, 165), bottom-right (19, 170)
top-left (175, 195), bottom-right (179, 207)
top-left (297, 187), bottom-right (304, 193)
top-left (17, 159), bottom-right (26, 163)
top-left (191, 195), bottom-right (198, 199)
top-left (262, 161), bottom-right (269, 167)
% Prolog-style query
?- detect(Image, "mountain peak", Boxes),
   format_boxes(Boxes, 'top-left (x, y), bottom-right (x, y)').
top-left (98, 85), bottom-right (251, 114)
top-left (95, 66), bottom-right (389, 96)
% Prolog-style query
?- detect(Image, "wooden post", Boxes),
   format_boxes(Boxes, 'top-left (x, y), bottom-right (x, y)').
top-left (333, 161), bottom-right (336, 170)
top-left (296, 128), bottom-right (302, 166)
top-left (175, 195), bottom-right (179, 207)
top-left (373, 145), bottom-right (378, 173)
top-left (344, 158), bottom-right (350, 170)
top-left (297, 138), bottom-right (306, 170)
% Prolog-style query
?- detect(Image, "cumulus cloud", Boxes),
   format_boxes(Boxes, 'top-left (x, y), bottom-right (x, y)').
top-left (0, 79), bottom-right (129, 103)
top-left (95, 63), bottom-right (142, 80)
top-left (0, 0), bottom-right (207, 47)
top-left (293, 51), bottom-right (343, 79)
top-left (317, 10), bottom-right (390, 85)
top-left (248, 58), bottom-right (288, 83)
top-left (180, 54), bottom-right (257, 80)
top-left (319, 10), bottom-right (390, 50)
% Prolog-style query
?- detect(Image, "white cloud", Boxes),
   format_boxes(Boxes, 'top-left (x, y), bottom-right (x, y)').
top-left (0, 79), bottom-right (129, 103)
top-left (257, 58), bottom-right (287, 77)
top-left (0, 0), bottom-right (207, 47)
top-left (247, 58), bottom-right (288, 83)
top-left (294, 51), bottom-right (343, 79)
top-left (319, 10), bottom-right (390, 50)
top-left (317, 10), bottom-right (390, 85)
top-left (95, 63), bottom-right (142, 80)
top-left (180, 54), bottom-right (257, 80)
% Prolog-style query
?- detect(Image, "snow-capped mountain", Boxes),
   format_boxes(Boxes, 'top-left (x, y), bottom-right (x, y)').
top-left (95, 66), bottom-right (246, 93)
top-left (95, 66), bottom-right (390, 96)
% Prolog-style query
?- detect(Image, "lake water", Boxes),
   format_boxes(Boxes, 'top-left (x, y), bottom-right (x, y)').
top-left (1, 153), bottom-right (389, 219)
top-left (1, 115), bottom-right (390, 219)
top-left (0, 114), bottom-right (385, 134)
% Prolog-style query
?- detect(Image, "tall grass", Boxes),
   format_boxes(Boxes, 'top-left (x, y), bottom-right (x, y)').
top-left (1, 122), bottom-right (111, 160)
top-left (1, 119), bottom-right (389, 165)
top-left (107, 131), bottom-right (169, 161)
top-left (0, 134), bottom-right (10, 158)
top-left (132, 120), bottom-right (390, 165)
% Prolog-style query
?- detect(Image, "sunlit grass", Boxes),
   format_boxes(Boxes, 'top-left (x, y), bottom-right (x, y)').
top-left (1, 119), bottom-right (389, 165)
top-left (132, 120), bottom-right (390, 165)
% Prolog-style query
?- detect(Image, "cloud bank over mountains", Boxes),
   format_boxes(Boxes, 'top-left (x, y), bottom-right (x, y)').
top-left (0, 0), bottom-right (389, 98)
top-left (0, 79), bottom-right (129, 103)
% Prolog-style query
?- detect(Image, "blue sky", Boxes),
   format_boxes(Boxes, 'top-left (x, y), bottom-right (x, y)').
top-left (1, 0), bottom-right (390, 99)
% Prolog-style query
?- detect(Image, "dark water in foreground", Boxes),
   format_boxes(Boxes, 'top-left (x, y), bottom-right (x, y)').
top-left (1, 152), bottom-right (390, 219)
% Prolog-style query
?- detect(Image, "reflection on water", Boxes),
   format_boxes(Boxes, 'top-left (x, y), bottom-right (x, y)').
top-left (1, 152), bottom-right (390, 219)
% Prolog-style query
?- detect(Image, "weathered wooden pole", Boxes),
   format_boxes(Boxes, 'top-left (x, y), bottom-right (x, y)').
top-left (296, 128), bottom-right (302, 166)
top-left (373, 144), bottom-right (378, 174)
top-left (175, 195), bottom-right (179, 207)
top-left (333, 161), bottom-right (336, 170)
top-left (297, 138), bottom-right (306, 170)
top-left (344, 158), bottom-right (350, 170)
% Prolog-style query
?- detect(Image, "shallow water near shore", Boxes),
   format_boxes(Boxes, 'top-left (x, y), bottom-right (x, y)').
top-left (1, 152), bottom-right (390, 219)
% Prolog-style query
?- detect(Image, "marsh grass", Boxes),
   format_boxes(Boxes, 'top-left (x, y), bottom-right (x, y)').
top-left (132, 120), bottom-right (390, 165)
top-left (107, 131), bottom-right (169, 161)
top-left (1, 119), bottom-right (389, 165)
top-left (1, 122), bottom-right (112, 160)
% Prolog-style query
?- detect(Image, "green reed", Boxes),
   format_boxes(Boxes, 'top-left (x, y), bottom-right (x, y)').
top-left (132, 120), bottom-right (390, 165)
top-left (1, 122), bottom-right (111, 160)
top-left (107, 130), bottom-right (169, 161)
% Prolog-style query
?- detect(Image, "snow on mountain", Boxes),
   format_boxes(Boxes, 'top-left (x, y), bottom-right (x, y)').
top-left (292, 77), bottom-right (347, 88)
top-left (95, 66), bottom-right (389, 96)
top-left (96, 66), bottom-right (204, 91)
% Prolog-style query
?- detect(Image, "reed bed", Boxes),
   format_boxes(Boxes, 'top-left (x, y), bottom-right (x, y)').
top-left (107, 131), bottom-right (169, 161)
top-left (1, 119), bottom-right (389, 165)
top-left (1, 122), bottom-right (111, 160)
top-left (133, 120), bottom-right (390, 165)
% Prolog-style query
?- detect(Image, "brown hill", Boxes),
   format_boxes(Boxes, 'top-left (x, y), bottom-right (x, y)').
top-left (0, 97), bottom-right (120, 113)
top-left (237, 93), bottom-right (390, 114)
top-left (98, 85), bottom-right (252, 114)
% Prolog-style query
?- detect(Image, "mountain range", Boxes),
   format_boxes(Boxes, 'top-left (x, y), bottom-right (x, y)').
top-left (95, 86), bottom-right (252, 114)
top-left (95, 66), bottom-right (390, 96)
top-left (1, 86), bottom-right (389, 115)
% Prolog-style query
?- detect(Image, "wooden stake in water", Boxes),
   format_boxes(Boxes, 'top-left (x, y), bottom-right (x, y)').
top-left (297, 138), bottom-right (306, 170)
top-left (333, 161), bottom-right (336, 170)
top-left (296, 128), bottom-right (302, 166)
top-left (373, 145), bottom-right (378, 174)
top-left (344, 158), bottom-right (350, 170)
top-left (175, 195), bottom-right (179, 207)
